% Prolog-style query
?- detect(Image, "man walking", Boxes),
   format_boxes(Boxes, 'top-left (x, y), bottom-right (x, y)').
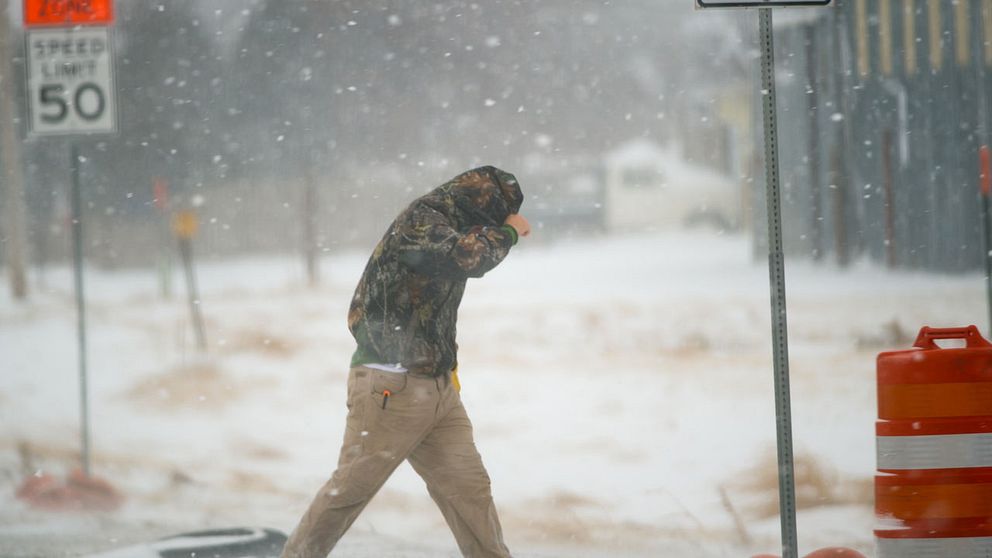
top-left (281, 166), bottom-right (530, 558)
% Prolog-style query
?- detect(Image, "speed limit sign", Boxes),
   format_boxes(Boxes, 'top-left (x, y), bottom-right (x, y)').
top-left (26, 27), bottom-right (117, 135)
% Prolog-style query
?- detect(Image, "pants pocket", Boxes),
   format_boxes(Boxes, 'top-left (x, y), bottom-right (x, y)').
top-left (369, 370), bottom-right (409, 395)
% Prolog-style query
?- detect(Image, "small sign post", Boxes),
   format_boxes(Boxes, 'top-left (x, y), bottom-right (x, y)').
top-left (24, 0), bottom-right (116, 478)
top-left (172, 211), bottom-right (207, 353)
top-left (153, 178), bottom-right (174, 300)
top-left (696, 2), bottom-right (832, 558)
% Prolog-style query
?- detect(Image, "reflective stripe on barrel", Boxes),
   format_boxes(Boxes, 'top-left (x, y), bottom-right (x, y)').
top-left (877, 433), bottom-right (992, 470)
top-left (876, 536), bottom-right (992, 558)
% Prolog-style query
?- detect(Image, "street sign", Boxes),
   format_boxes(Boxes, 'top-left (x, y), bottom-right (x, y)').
top-left (24, 0), bottom-right (113, 27)
top-left (22, 0), bottom-right (118, 481)
top-left (26, 27), bottom-right (116, 135)
top-left (697, 0), bottom-right (830, 7)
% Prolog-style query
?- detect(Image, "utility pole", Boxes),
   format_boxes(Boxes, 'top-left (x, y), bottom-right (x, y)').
top-left (0, 0), bottom-right (29, 300)
top-left (804, 24), bottom-right (824, 262)
top-left (975, 1), bottom-right (992, 334)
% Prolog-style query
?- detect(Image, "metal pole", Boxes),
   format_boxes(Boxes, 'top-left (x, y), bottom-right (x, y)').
top-left (303, 165), bottom-right (319, 287)
top-left (758, 9), bottom-right (799, 558)
top-left (70, 142), bottom-right (91, 476)
top-left (983, 192), bottom-right (992, 333)
top-left (882, 129), bottom-right (897, 268)
top-left (179, 236), bottom-right (207, 352)
top-left (976, 3), bottom-right (992, 334)
top-left (804, 24), bottom-right (824, 262)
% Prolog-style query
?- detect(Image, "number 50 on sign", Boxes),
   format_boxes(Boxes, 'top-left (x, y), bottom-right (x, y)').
top-left (26, 27), bottom-right (116, 135)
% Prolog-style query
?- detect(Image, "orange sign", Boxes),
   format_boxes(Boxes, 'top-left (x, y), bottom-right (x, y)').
top-left (24, 0), bottom-right (113, 26)
top-left (152, 178), bottom-right (169, 211)
top-left (172, 211), bottom-right (199, 240)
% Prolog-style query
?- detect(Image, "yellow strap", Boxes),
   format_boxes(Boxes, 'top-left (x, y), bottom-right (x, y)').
top-left (451, 366), bottom-right (461, 392)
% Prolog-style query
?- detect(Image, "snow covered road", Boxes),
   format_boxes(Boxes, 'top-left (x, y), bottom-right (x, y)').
top-left (1, 231), bottom-right (983, 557)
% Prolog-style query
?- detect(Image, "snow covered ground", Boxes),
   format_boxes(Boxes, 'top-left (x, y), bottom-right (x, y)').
top-left (0, 229), bottom-right (985, 557)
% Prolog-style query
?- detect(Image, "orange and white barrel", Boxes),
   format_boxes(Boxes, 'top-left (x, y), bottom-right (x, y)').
top-left (875, 325), bottom-right (992, 558)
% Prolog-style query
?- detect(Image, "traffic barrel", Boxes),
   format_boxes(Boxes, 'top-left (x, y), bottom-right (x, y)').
top-left (875, 325), bottom-right (992, 557)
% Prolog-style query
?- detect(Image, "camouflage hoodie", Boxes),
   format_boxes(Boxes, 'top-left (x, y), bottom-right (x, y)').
top-left (348, 166), bottom-right (524, 376)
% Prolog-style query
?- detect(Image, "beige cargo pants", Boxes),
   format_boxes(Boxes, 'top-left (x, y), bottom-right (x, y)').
top-left (280, 366), bottom-right (512, 558)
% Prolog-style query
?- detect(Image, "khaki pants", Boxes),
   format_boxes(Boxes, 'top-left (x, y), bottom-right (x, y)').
top-left (281, 366), bottom-right (512, 558)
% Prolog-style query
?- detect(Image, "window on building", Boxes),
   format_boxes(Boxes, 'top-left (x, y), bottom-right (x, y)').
top-left (880, 0), bottom-right (893, 75)
top-left (984, 0), bottom-right (992, 66)
top-left (904, 0), bottom-right (918, 74)
top-left (621, 168), bottom-right (663, 190)
top-left (955, 0), bottom-right (969, 67)
top-left (856, 0), bottom-right (870, 77)
top-left (928, 0), bottom-right (943, 71)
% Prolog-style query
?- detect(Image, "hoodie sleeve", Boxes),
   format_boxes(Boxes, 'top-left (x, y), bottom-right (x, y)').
top-left (395, 203), bottom-right (516, 279)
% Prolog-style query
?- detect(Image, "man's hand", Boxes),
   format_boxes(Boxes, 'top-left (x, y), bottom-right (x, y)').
top-left (504, 214), bottom-right (531, 238)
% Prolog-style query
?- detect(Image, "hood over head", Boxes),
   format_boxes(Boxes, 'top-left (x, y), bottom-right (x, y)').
top-left (427, 166), bottom-right (524, 227)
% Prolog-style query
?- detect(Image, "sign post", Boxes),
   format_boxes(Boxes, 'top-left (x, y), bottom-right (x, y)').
top-left (172, 210), bottom-right (207, 353)
top-left (69, 142), bottom-right (89, 475)
top-left (756, 10), bottom-right (798, 558)
top-left (153, 178), bottom-right (174, 300)
top-left (24, 0), bottom-right (116, 478)
top-left (696, 2), bottom-right (831, 557)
